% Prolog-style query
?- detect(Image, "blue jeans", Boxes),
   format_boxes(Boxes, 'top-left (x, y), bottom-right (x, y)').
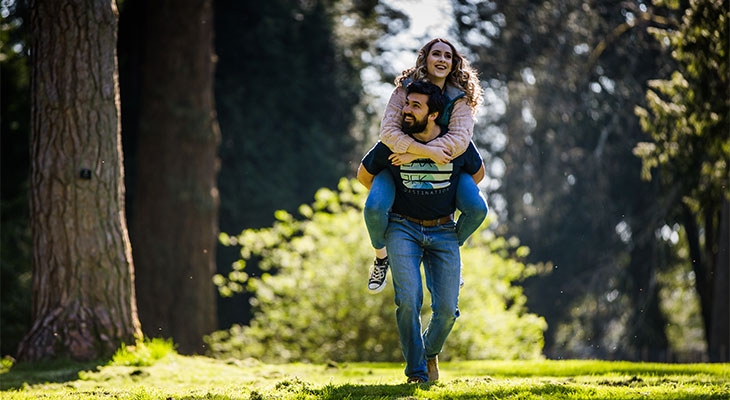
top-left (385, 215), bottom-right (461, 381)
top-left (364, 171), bottom-right (488, 249)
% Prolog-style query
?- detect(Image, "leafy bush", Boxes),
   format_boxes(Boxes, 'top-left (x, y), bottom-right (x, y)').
top-left (206, 178), bottom-right (546, 363)
top-left (449, 232), bottom-right (547, 360)
top-left (109, 338), bottom-right (176, 366)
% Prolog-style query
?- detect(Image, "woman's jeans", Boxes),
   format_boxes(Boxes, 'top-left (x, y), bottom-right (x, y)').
top-left (385, 215), bottom-right (461, 381)
top-left (363, 171), bottom-right (488, 250)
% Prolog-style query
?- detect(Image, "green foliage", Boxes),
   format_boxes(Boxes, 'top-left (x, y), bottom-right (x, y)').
top-left (109, 338), bottom-right (176, 367)
top-left (0, 356), bottom-right (14, 373)
top-left (634, 0), bottom-right (729, 200)
top-left (206, 178), bottom-right (546, 363)
top-left (450, 231), bottom-right (547, 360)
top-left (633, 0), bottom-right (729, 360)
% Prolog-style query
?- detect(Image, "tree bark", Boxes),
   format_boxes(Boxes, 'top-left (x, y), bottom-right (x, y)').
top-left (131, 0), bottom-right (220, 354)
top-left (17, 0), bottom-right (142, 362)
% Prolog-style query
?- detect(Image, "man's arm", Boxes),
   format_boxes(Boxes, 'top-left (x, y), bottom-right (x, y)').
top-left (471, 164), bottom-right (485, 184)
top-left (357, 163), bottom-right (375, 190)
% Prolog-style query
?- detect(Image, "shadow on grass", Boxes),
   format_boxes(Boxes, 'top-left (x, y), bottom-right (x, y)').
top-left (0, 358), bottom-right (105, 391)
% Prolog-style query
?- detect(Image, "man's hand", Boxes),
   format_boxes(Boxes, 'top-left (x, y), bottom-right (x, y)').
top-left (357, 164), bottom-right (374, 189)
top-left (472, 164), bottom-right (486, 184)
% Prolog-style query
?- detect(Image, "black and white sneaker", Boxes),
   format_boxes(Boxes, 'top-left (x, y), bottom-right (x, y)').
top-left (368, 257), bottom-right (389, 293)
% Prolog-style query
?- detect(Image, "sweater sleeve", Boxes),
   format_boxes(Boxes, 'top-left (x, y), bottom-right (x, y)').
top-left (379, 86), bottom-right (415, 153)
top-left (427, 98), bottom-right (474, 157)
top-left (379, 87), bottom-right (475, 157)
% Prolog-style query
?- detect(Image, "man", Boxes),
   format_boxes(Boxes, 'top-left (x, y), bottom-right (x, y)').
top-left (357, 80), bottom-right (485, 383)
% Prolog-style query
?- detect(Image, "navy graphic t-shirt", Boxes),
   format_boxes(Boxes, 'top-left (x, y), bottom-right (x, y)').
top-left (361, 141), bottom-right (483, 220)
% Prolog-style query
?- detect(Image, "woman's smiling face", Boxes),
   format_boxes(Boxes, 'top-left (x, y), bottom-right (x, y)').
top-left (425, 42), bottom-right (453, 84)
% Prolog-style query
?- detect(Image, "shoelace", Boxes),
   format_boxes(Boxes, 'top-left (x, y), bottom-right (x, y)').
top-left (369, 264), bottom-right (387, 282)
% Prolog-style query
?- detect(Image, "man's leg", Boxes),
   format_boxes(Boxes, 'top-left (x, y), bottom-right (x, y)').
top-left (386, 217), bottom-right (428, 382)
top-left (422, 223), bottom-right (461, 362)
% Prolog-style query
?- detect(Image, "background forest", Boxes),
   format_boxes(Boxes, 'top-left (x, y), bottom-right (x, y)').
top-left (1, 0), bottom-right (728, 363)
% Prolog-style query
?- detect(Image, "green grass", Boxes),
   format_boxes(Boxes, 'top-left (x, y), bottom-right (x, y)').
top-left (1, 353), bottom-right (728, 399)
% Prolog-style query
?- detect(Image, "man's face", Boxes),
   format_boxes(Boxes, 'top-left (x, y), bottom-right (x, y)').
top-left (402, 92), bottom-right (430, 135)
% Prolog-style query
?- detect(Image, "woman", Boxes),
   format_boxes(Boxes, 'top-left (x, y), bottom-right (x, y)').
top-left (365, 38), bottom-right (488, 293)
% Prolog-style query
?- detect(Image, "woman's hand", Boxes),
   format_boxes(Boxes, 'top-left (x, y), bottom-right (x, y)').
top-left (389, 144), bottom-right (452, 165)
top-left (426, 147), bottom-right (452, 164)
top-left (389, 152), bottom-right (421, 166)
top-left (424, 145), bottom-right (452, 164)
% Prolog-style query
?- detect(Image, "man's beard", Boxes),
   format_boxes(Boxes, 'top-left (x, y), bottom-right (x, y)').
top-left (402, 114), bottom-right (427, 135)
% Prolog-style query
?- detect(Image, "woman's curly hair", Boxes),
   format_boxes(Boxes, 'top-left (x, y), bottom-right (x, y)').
top-left (395, 38), bottom-right (483, 113)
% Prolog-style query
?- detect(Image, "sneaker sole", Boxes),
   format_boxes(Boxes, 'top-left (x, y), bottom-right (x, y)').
top-left (368, 281), bottom-right (387, 294)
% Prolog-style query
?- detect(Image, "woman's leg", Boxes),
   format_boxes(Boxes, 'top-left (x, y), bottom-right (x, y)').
top-left (363, 171), bottom-right (396, 292)
top-left (455, 172), bottom-right (488, 245)
top-left (364, 171), bottom-right (395, 251)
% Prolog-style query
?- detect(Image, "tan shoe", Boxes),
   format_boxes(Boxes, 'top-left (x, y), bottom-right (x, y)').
top-left (427, 356), bottom-right (439, 381)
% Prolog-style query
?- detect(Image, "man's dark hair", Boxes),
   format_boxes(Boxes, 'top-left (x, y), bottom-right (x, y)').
top-left (406, 80), bottom-right (447, 118)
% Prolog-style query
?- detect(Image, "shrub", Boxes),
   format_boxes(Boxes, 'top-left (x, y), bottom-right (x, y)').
top-left (109, 337), bottom-right (176, 366)
top-left (206, 178), bottom-right (546, 362)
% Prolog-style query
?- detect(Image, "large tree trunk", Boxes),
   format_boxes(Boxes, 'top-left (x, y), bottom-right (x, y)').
top-left (17, 0), bottom-right (142, 362)
top-left (131, 0), bottom-right (220, 354)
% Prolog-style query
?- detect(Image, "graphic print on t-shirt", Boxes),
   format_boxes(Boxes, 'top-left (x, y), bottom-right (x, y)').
top-left (400, 160), bottom-right (454, 190)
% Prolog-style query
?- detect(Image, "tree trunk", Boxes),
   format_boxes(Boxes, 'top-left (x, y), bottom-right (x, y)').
top-left (683, 204), bottom-right (713, 345)
top-left (131, 0), bottom-right (220, 355)
top-left (17, 0), bottom-right (142, 362)
top-left (709, 199), bottom-right (730, 361)
top-left (625, 232), bottom-right (669, 361)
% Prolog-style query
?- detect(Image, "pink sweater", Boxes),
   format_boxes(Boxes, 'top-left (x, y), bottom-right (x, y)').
top-left (379, 85), bottom-right (474, 157)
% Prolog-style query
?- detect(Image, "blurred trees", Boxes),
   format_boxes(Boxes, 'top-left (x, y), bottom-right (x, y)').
top-left (214, 0), bottom-right (380, 232)
top-left (453, 0), bottom-right (725, 360)
top-left (15, 0), bottom-right (141, 361)
top-left (206, 179), bottom-right (546, 362)
top-left (211, 0), bottom-right (392, 327)
top-left (634, 0), bottom-right (729, 361)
